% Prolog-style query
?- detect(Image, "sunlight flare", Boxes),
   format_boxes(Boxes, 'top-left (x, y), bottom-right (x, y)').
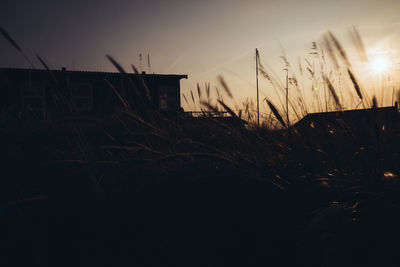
top-left (370, 56), bottom-right (390, 74)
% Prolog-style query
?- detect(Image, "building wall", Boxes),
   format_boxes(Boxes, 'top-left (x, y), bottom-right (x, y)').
top-left (0, 68), bottom-right (186, 118)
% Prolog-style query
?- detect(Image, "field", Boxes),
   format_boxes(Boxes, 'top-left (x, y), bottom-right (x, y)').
top-left (1, 28), bottom-right (400, 267)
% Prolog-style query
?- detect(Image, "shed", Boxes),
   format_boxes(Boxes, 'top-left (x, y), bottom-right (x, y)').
top-left (0, 67), bottom-right (187, 118)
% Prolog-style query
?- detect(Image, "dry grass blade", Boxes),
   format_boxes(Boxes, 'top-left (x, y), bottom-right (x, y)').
top-left (290, 76), bottom-right (298, 88)
top-left (0, 26), bottom-right (22, 52)
top-left (104, 78), bottom-right (129, 109)
top-left (190, 90), bottom-right (195, 104)
top-left (106, 55), bottom-right (141, 99)
top-left (217, 75), bottom-right (233, 98)
top-left (397, 90), bottom-right (400, 105)
top-left (151, 152), bottom-right (239, 167)
top-left (280, 55), bottom-right (290, 67)
top-left (310, 41), bottom-right (318, 56)
top-left (350, 26), bottom-right (368, 62)
top-left (197, 83), bottom-right (202, 99)
top-left (257, 58), bottom-right (282, 89)
top-left (328, 31), bottom-right (351, 67)
top-left (37, 55), bottom-right (59, 85)
top-left (94, 144), bottom-right (164, 156)
top-left (0, 27), bottom-right (36, 68)
top-left (106, 54), bottom-right (127, 73)
top-left (217, 99), bottom-right (239, 119)
top-left (200, 100), bottom-right (218, 113)
top-left (92, 145), bottom-right (140, 152)
top-left (206, 82), bottom-right (211, 99)
top-left (147, 53), bottom-right (152, 72)
top-left (120, 110), bottom-right (159, 131)
top-left (258, 63), bottom-right (272, 82)
top-left (182, 93), bottom-right (189, 105)
top-left (305, 58), bottom-right (312, 68)
top-left (215, 87), bottom-right (222, 101)
top-left (307, 67), bottom-right (315, 78)
top-left (176, 139), bottom-right (236, 161)
top-left (372, 95), bottom-right (378, 109)
top-left (257, 60), bottom-right (287, 111)
top-left (322, 35), bottom-right (339, 70)
top-left (298, 57), bottom-right (303, 76)
top-left (324, 75), bottom-right (342, 110)
top-left (265, 98), bottom-right (287, 128)
top-left (131, 64), bottom-right (152, 102)
top-left (347, 69), bottom-right (363, 100)
top-left (37, 55), bottom-right (50, 70)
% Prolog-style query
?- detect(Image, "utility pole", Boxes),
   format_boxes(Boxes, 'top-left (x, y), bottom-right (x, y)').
top-left (255, 48), bottom-right (260, 127)
top-left (284, 61), bottom-right (289, 126)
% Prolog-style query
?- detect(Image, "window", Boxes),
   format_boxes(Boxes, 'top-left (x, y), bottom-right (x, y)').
top-left (158, 86), bottom-right (175, 111)
top-left (70, 83), bottom-right (93, 112)
top-left (21, 82), bottom-right (45, 114)
top-left (159, 88), bottom-right (168, 110)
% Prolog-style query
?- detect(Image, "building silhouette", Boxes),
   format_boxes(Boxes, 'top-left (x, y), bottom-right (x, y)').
top-left (0, 67), bottom-right (187, 119)
top-left (293, 105), bottom-right (399, 133)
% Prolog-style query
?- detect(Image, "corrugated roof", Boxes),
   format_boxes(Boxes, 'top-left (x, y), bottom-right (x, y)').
top-left (0, 67), bottom-right (188, 79)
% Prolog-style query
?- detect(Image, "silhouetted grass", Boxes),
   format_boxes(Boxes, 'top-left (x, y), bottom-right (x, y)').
top-left (0, 27), bottom-right (400, 267)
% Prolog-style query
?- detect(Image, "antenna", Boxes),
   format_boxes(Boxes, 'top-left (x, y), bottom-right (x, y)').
top-left (284, 59), bottom-right (289, 126)
top-left (255, 48), bottom-right (260, 127)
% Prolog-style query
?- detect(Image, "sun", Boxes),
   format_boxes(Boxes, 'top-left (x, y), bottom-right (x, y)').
top-left (370, 55), bottom-right (390, 74)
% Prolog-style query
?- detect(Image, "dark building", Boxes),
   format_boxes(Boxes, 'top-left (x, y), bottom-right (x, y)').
top-left (293, 105), bottom-right (399, 132)
top-left (0, 67), bottom-right (187, 118)
top-left (292, 105), bottom-right (400, 148)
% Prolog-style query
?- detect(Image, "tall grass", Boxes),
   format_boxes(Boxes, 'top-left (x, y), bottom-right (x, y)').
top-left (1, 26), bottom-right (400, 266)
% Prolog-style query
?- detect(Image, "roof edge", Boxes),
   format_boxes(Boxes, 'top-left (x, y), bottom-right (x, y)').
top-left (0, 67), bottom-right (188, 79)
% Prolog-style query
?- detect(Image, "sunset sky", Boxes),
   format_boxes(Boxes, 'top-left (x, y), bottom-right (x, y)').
top-left (1, 0), bottom-right (400, 116)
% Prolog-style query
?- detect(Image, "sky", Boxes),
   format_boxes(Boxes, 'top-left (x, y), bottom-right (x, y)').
top-left (1, 0), bottom-right (400, 117)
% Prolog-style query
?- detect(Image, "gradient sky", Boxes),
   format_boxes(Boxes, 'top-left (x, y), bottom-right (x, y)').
top-left (1, 0), bottom-right (400, 114)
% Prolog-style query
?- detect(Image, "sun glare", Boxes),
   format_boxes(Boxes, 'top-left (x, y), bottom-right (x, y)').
top-left (370, 56), bottom-right (390, 74)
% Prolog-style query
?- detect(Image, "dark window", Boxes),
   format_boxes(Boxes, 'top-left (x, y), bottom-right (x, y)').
top-left (159, 89), bottom-right (168, 110)
top-left (158, 85), bottom-right (175, 111)
top-left (21, 82), bottom-right (45, 114)
top-left (70, 83), bottom-right (93, 112)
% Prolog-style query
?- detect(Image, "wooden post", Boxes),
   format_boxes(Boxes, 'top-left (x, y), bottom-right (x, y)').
top-left (285, 61), bottom-right (289, 126)
top-left (256, 48), bottom-right (260, 127)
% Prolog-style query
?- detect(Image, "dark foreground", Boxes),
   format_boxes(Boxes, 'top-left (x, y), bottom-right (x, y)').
top-left (1, 111), bottom-right (400, 267)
